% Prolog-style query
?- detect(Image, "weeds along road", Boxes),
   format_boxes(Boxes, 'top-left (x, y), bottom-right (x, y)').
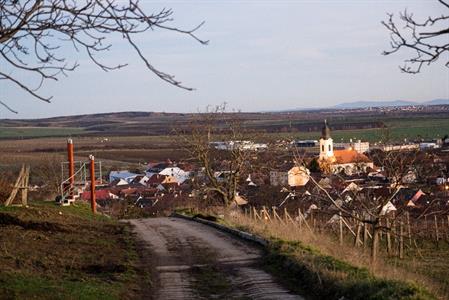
top-left (130, 217), bottom-right (304, 300)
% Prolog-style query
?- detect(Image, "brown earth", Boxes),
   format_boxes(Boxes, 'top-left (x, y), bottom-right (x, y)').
top-left (129, 217), bottom-right (304, 300)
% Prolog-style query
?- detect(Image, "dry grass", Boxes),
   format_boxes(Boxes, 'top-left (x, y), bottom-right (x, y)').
top-left (225, 212), bottom-right (447, 299)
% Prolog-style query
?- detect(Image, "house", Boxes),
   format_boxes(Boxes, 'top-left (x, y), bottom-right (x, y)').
top-left (270, 166), bottom-right (311, 187)
top-left (81, 189), bottom-right (119, 201)
top-left (109, 178), bottom-right (129, 186)
top-left (317, 120), bottom-right (373, 175)
top-left (214, 171), bottom-right (233, 183)
top-left (159, 167), bottom-right (191, 184)
top-left (380, 144), bottom-right (419, 152)
top-left (270, 171), bottom-right (288, 186)
top-left (146, 161), bottom-right (172, 173)
top-left (131, 175), bottom-right (150, 186)
top-left (146, 174), bottom-right (167, 186)
top-left (419, 142), bottom-right (440, 150)
top-left (350, 140), bottom-right (370, 154)
top-left (332, 149), bottom-right (374, 175)
top-left (211, 140), bottom-right (267, 151)
top-left (291, 140), bottom-right (318, 148)
top-left (402, 171), bottom-right (417, 184)
top-left (109, 170), bottom-right (139, 183)
top-left (287, 166), bottom-right (310, 187)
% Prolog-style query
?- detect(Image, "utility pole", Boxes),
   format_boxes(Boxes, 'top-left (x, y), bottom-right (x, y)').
top-left (67, 139), bottom-right (75, 199)
top-left (89, 155), bottom-right (96, 214)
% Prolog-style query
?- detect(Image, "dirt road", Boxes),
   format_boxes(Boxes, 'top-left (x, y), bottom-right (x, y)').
top-left (130, 217), bottom-right (304, 300)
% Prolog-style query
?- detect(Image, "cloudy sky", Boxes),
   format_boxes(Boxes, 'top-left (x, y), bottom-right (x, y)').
top-left (1, 0), bottom-right (448, 119)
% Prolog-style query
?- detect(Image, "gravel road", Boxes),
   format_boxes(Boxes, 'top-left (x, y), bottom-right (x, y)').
top-left (130, 217), bottom-right (304, 300)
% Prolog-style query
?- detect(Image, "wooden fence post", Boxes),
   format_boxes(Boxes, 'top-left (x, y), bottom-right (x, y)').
top-left (406, 212), bottom-right (412, 246)
top-left (399, 221), bottom-right (404, 259)
top-left (339, 212), bottom-right (343, 245)
top-left (284, 207), bottom-right (289, 223)
top-left (434, 215), bottom-right (439, 241)
top-left (354, 221), bottom-right (362, 247)
top-left (386, 217), bottom-right (392, 254)
top-left (392, 220), bottom-right (397, 255)
top-left (363, 223), bottom-right (368, 249)
top-left (379, 218), bottom-right (383, 241)
top-left (442, 218), bottom-right (447, 241)
top-left (253, 206), bottom-right (261, 220)
top-left (5, 165), bottom-right (30, 207)
top-left (272, 206), bottom-right (286, 225)
top-left (262, 206), bottom-right (271, 221)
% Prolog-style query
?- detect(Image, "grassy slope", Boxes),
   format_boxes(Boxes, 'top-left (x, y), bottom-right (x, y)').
top-left (263, 239), bottom-right (435, 300)
top-left (0, 201), bottom-right (143, 300)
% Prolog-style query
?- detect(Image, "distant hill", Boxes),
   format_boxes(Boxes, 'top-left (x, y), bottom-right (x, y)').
top-left (425, 99), bottom-right (449, 106)
top-left (332, 99), bottom-right (449, 109)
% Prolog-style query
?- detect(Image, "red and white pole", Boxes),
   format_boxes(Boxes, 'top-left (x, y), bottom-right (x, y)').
top-left (89, 155), bottom-right (97, 214)
top-left (67, 139), bottom-right (75, 198)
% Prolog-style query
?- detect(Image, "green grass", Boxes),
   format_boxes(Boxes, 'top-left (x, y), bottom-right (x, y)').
top-left (0, 274), bottom-right (119, 300)
top-left (385, 239), bottom-right (449, 297)
top-left (263, 239), bottom-right (435, 300)
top-left (0, 127), bottom-right (87, 139)
top-left (265, 117), bottom-right (449, 143)
top-left (0, 201), bottom-right (142, 300)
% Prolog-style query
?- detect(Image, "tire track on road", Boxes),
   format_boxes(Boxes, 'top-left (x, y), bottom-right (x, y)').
top-left (130, 217), bottom-right (304, 300)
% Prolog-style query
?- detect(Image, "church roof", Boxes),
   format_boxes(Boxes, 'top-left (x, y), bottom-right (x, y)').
top-left (333, 149), bottom-right (371, 164)
top-left (321, 120), bottom-right (331, 139)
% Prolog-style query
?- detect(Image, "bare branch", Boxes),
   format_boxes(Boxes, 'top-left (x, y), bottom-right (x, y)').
top-left (382, 0), bottom-right (449, 73)
top-left (0, 0), bottom-right (207, 111)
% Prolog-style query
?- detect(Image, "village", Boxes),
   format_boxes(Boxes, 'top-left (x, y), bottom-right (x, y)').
top-left (1, 0), bottom-right (449, 298)
top-left (55, 120), bottom-right (449, 227)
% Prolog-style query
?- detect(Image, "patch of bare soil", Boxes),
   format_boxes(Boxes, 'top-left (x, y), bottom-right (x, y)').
top-left (129, 217), bottom-right (304, 300)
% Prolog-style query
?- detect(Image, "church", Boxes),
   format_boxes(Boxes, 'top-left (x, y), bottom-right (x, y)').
top-left (318, 120), bottom-right (373, 175)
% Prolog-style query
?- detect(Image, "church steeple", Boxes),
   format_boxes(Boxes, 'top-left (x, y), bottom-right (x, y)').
top-left (321, 119), bottom-right (331, 139)
top-left (319, 119), bottom-right (334, 160)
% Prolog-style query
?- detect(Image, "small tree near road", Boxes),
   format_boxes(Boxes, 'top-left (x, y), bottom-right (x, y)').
top-left (179, 105), bottom-right (253, 208)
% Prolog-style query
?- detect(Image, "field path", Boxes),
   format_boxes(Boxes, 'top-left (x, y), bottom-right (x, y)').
top-left (130, 217), bottom-right (304, 300)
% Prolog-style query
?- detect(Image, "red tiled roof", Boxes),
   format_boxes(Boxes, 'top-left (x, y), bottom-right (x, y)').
top-left (81, 189), bottom-right (116, 200)
top-left (333, 150), bottom-right (371, 164)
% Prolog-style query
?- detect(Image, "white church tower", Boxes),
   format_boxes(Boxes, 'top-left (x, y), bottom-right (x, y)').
top-left (319, 120), bottom-right (334, 160)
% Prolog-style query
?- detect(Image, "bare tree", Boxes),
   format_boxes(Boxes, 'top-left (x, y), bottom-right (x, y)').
top-left (179, 104), bottom-right (253, 208)
top-left (382, 0), bottom-right (449, 73)
top-left (0, 0), bottom-right (207, 113)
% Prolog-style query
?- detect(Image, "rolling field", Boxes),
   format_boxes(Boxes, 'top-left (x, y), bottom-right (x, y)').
top-left (266, 117), bottom-right (449, 143)
top-left (1, 110), bottom-right (449, 143)
top-left (0, 127), bottom-right (87, 139)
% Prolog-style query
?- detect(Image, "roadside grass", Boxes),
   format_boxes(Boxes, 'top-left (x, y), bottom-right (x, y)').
top-left (263, 239), bottom-right (434, 300)
top-left (0, 201), bottom-right (143, 300)
top-left (385, 239), bottom-right (449, 298)
top-left (219, 213), bottom-right (440, 300)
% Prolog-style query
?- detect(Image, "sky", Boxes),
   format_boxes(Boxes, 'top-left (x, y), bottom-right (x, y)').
top-left (1, 0), bottom-right (448, 119)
